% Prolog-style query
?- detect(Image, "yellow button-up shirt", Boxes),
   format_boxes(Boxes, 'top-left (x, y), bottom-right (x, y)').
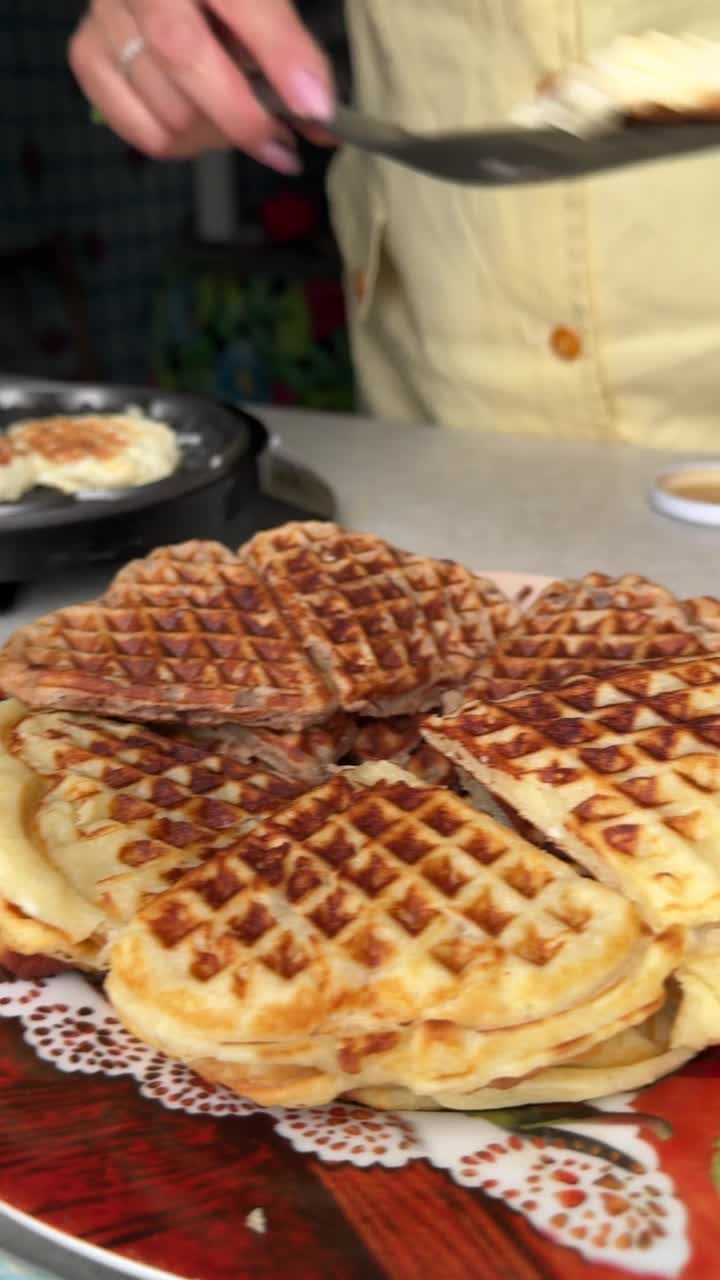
top-left (329, 2), bottom-right (720, 448)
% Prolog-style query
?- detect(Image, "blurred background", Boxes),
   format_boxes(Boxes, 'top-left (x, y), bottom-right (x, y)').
top-left (0, 0), bottom-right (354, 410)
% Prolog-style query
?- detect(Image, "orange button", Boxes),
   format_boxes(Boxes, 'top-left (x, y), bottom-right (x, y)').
top-left (352, 268), bottom-right (368, 303)
top-left (550, 325), bottom-right (583, 361)
top-left (536, 71), bottom-right (558, 94)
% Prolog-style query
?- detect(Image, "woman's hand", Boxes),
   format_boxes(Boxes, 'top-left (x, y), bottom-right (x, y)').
top-left (69, 0), bottom-right (334, 171)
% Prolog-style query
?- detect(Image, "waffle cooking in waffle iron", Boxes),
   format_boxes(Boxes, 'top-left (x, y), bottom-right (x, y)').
top-left (0, 528), bottom-right (720, 1110)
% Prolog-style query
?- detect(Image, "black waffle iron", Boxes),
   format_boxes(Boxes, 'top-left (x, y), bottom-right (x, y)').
top-left (0, 377), bottom-right (267, 584)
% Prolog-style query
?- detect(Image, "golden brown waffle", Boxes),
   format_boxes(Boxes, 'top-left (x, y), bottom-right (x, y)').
top-left (0, 541), bottom-right (336, 728)
top-left (7, 412), bottom-right (180, 493)
top-left (450, 572), bottom-right (720, 706)
top-left (241, 522), bottom-right (518, 715)
top-left (181, 711), bottom-right (357, 784)
top-left (351, 713), bottom-right (428, 763)
top-left (683, 596), bottom-right (720, 631)
top-left (426, 654), bottom-right (720, 932)
top-left (346, 973), bottom-right (716, 1108)
top-left (527, 572), bottom-right (681, 614)
top-left (106, 765), bottom-right (685, 1106)
top-left (187, 938), bottom-right (680, 1107)
top-left (348, 714), bottom-right (457, 787)
top-left (0, 530), bottom-right (516, 727)
top-left (0, 701), bottom-right (304, 967)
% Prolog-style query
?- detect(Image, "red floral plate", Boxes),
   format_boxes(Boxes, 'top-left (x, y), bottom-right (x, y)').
top-left (0, 573), bottom-right (717, 1280)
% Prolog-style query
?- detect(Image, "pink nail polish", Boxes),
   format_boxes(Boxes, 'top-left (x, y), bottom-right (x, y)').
top-left (258, 139), bottom-right (302, 175)
top-left (288, 68), bottom-right (334, 121)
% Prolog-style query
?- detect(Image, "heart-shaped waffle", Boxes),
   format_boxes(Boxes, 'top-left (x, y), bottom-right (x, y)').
top-left (426, 654), bottom-right (720, 933)
top-left (107, 765), bottom-right (685, 1107)
top-left (449, 572), bottom-right (720, 706)
top-left (241, 522), bottom-right (519, 715)
top-left (0, 530), bottom-right (517, 728)
top-left (0, 700), bottom-right (304, 969)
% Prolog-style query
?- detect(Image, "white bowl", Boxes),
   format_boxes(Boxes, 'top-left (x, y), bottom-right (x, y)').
top-left (651, 461), bottom-right (720, 527)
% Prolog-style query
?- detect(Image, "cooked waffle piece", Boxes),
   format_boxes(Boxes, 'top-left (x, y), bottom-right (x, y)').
top-left (683, 596), bottom-right (720, 631)
top-left (347, 994), bottom-right (715, 1108)
top-left (425, 654), bottom-right (720, 933)
top-left (0, 541), bottom-right (336, 728)
top-left (349, 714), bottom-right (457, 787)
top-left (8, 411), bottom-right (179, 494)
top-left (241, 522), bottom-right (519, 715)
top-left (107, 765), bottom-right (688, 1108)
top-left (451, 572), bottom-right (720, 705)
top-left (0, 529), bottom-right (517, 727)
top-left (527, 572), bottom-right (681, 614)
top-left (181, 711), bottom-right (356, 784)
top-left (0, 701), bottom-right (105, 971)
top-left (347, 967), bottom-right (718, 1109)
top-left (0, 700), bottom-right (303, 969)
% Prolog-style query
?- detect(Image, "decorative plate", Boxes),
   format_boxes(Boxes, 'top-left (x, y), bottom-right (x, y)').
top-left (0, 573), bottom-right (717, 1280)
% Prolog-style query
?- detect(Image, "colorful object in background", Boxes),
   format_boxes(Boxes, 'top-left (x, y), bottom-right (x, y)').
top-left (152, 254), bottom-right (355, 412)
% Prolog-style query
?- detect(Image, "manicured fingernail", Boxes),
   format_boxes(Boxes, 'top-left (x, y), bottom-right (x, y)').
top-left (258, 138), bottom-right (302, 174)
top-left (287, 68), bottom-right (334, 121)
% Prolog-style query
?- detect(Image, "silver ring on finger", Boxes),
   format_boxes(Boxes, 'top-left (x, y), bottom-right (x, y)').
top-left (117, 34), bottom-right (146, 80)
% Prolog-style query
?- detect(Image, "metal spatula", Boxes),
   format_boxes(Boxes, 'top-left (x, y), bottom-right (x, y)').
top-left (251, 74), bottom-right (720, 187)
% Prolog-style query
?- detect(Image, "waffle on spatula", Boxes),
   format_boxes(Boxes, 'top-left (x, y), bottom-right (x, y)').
top-left (0, 700), bottom-right (304, 973)
top-left (449, 572), bottom-right (720, 707)
top-left (106, 763), bottom-right (708, 1110)
top-left (0, 527), bottom-right (517, 731)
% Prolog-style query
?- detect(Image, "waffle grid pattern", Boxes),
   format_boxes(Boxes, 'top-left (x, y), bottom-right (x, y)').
top-left (349, 714), bottom-right (457, 786)
top-left (427, 655), bottom-right (720, 925)
top-left (457, 573), bottom-right (720, 702)
top-left (242, 524), bottom-right (516, 713)
top-left (144, 776), bottom-right (612, 993)
top-left (0, 530), bottom-right (518, 726)
top-left (15, 713), bottom-right (305, 898)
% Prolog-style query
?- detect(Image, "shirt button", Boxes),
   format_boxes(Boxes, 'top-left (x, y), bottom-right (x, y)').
top-left (536, 72), bottom-right (558, 93)
top-left (352, 268), bottom-right (368, 302)
top-left (550, 325), bottom-right (583, 361)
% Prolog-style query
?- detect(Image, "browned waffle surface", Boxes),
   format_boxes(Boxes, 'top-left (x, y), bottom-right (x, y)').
top-left (107, 765), bottom-right (688, 1106)
top-left (186, 932), bottom-right (680, 1107)
top-left (241, 522), bottom-right (517, 715)
top-left (348, 714), bottom-right (457, 786)
top-left (529, 572), bottom-right (681, 614)
top-left (180, 711), bottom-right (356, 784)
top-left (109, 768), bottom-right (653, 1041)
top-left (351, 713), bottom-right (427, 763)
top-left (451, 572), bottom-right (720, 706)
top-left (0, 541), bottom-right (336, 728)
top-left (0, 530), bottom-right (519, 726)
top-left (426, 655), bottom-right (720, 931)
top-left (5, 703), bottom-right (304, 952)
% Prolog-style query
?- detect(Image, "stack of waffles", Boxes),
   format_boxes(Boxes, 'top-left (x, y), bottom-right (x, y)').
top-left (0, 533), bottom-right (720, 1110)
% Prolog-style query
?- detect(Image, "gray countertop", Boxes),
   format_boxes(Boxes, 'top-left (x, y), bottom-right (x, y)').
top-left (0, 406), bottom-right (717, 1280)
top-left (2, 409), bottom-right (716, 653)
top-left (261, 409), bottom-right (718, 594)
